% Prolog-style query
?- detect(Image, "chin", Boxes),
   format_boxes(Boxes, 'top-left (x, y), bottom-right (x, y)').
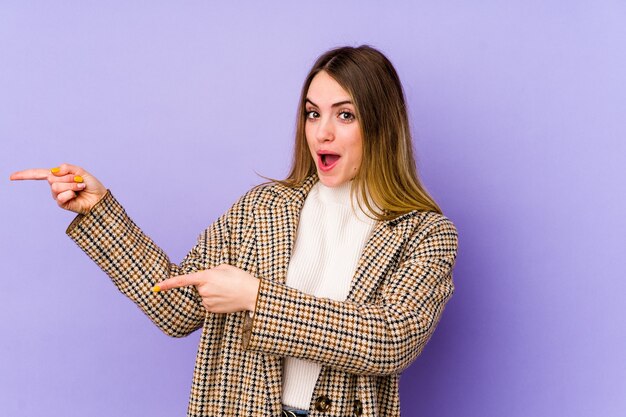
top-left (317, 174), bottom-right (349, 188)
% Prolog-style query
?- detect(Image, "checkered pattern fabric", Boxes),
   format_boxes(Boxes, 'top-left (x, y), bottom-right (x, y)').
top-left (67, 175), bottom-right (458, 417)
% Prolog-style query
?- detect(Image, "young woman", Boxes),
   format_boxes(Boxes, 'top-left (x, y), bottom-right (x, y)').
top-left (11, 45), bottom-right (458, 417)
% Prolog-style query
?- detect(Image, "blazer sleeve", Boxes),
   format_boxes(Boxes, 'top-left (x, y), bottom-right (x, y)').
top-left (242, 216), bottom-right (458, 376)
top-left (66, 190), bottom-right (241, 338)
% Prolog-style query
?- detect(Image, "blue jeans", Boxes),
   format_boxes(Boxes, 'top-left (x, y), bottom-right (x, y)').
top-left (282, 405), bottom-right (309, 417)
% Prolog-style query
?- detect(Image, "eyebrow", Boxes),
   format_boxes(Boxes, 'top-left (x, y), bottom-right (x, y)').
top-left (305, 98), bottom-right (353, 108)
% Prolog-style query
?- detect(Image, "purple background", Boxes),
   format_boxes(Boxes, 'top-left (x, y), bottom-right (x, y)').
top-left (1, 2), bottom-right (625, 416)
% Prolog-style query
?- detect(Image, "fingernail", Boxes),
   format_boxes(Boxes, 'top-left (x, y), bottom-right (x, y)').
top-left (152, 285), bottom-right (161, 293)
top-left (74, 175), bottom-right (84, 183)
top-left (51, 167), bottom-right (60, 173)
top-left (77, 183), bottom-right (86, 189)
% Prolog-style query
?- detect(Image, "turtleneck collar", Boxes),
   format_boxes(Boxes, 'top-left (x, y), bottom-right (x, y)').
top-left (314, 181), bottom-right (354, 206)
top-left (310, 181), bottom-right (377, 224)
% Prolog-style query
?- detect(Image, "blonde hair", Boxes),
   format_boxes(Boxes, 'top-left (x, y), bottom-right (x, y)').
top-left (278, 45), bottom-right (442, 220)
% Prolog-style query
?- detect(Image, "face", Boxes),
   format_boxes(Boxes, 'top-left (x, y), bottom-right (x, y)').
top-left (305, 71), bottom-right (363, 188)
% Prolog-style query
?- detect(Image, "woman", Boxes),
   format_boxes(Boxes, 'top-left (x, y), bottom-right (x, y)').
top-left (11, 45), bottom-right (458, 417)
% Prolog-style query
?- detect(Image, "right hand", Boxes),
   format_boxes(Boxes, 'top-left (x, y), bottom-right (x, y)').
top-left (10, 163), bottom-right (107, 215)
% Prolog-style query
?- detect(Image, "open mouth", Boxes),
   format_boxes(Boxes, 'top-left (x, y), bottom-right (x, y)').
top-left (318, 152), bottom-right (341, 172)
top-left (321, 153), bottom-right (340, 167)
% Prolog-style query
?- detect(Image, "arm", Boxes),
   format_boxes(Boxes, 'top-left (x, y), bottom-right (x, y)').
top-left (242, 217), bottom-right (458, 376)
top-left (66, 190), bottom-right (241, 338)
top-left (10, 163), bottom-right (252, 337)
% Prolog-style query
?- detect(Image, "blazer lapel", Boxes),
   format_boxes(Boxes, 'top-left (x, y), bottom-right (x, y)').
top-left (347, 212), bottom-right (418, 303)
top-left (254, 175), bottom-right (420, 302)
top-left (254, 175), bottom-right (318, 284)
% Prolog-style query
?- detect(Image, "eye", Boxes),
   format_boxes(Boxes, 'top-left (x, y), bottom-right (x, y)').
top-left (338, 111), bottom-right (355, 121)
top-left (305, 110), bottom-right (319, 119)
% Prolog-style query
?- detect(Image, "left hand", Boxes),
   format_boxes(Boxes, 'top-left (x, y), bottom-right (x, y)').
top-left (153, 264), bottom-right (260, 314)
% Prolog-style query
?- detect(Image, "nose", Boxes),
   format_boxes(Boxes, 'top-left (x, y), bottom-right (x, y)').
top-left (315, 116), bottom-right (334, 143)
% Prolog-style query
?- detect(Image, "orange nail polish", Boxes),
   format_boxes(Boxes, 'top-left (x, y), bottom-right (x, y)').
top-left (51, 167), bottom-right (60, 173)
top-left (152, 285), bottom-right (161, 293)
top-left (74, 175), bottom-right (84, 183)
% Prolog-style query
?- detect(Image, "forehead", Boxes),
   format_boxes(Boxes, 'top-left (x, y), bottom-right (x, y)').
top-left (306, 71), bottom-right (352, 103)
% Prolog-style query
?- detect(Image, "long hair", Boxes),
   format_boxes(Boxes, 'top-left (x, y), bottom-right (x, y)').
top-left (278, 45), bottom-right (443, 219)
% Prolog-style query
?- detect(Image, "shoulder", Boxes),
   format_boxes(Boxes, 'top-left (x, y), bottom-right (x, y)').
top-left (218, 180), bottom-right (307, 227)
top-left (232, 181), bottom-right (298, 209)
top-left (231, 176), bottom-right (318, 211)
top-left (391, 210), bottom-right (457, 237)
top-left (389, 210), bottom-right (458, 256)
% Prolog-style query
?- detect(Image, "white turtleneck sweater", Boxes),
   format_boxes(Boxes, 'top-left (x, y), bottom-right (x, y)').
top-left (281, 181), bottom-right (377, 409)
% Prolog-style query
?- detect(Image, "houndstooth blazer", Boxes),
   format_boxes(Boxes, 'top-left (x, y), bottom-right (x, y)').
top-left (67, 174), bottom-right (458, 417)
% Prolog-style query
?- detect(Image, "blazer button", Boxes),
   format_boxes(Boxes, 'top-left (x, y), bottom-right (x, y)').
top-left (314, 395), bottom-right (332, 412)
top-left (353, 399), bottom-right (363, 416)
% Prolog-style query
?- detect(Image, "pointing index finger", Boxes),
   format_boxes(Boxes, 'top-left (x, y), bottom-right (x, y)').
top-left (9, 168), bottom-right (52, 181)
top-left (153, 273), bottom-right (204, 292)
